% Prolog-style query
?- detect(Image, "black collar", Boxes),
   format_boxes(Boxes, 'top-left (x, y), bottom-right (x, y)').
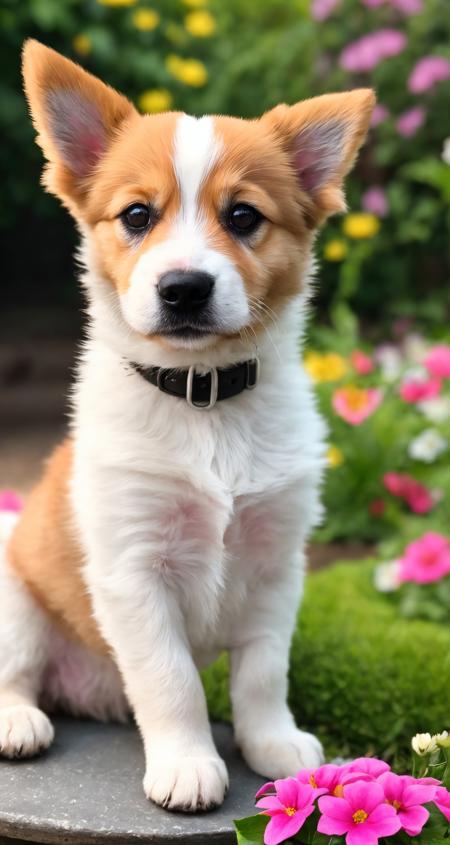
top-left (130, 358), bottom-right (260, 409)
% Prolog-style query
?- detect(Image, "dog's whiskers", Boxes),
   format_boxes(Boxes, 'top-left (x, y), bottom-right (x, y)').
top-left (247, 304), bottom-right (283, 365)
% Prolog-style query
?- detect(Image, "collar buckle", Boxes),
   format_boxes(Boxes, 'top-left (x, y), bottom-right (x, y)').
top-left (246, 357), bottom-right (260, 389)
top-left (186, 366), bottom-right (219, 410)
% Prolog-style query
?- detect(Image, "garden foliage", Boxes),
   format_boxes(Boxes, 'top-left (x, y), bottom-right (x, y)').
top-left (308, 332), bottom-right (450, 550)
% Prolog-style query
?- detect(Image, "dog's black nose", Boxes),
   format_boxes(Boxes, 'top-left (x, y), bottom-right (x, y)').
top-left (157, 270), bottom-right (214, 311)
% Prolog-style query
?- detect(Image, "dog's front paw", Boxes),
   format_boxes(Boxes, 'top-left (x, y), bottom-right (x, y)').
top-left (241, 728), bottom-right (324, 780)
top-left (144, 751), bottom-right (229, 811)
top-left (0, 705), bottom-right (54, 759)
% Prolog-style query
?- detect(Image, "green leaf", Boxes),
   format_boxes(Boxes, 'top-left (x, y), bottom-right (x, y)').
top-left (401, 158), bottom-right (450, 202)
top-left (310, 832), bottom-right (341, 844)
top-left (234, 814), bottom-right (268, 845)
top-left (419, 803), bottom-right (450, 844)
top-left (329, 302), bottom-right (359, 347)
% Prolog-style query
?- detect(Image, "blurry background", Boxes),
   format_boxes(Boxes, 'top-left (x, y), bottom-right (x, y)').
top-left (1, 0), bottom-right (449, 563)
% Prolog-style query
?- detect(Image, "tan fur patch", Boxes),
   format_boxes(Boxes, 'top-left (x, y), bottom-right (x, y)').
top-left (85, 112), bottom-right (182, 295)
top-left (7, 439), bottom-right (108, 656)
top-left (198, 116), bottom-right (314, 332)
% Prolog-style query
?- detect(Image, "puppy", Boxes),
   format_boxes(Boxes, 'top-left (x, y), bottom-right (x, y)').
top-left (0, 40), bottom-right (374, 811)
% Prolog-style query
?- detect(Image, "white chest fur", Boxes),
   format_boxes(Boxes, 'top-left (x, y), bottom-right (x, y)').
top-left (71, 293), bottom-right (327, 652)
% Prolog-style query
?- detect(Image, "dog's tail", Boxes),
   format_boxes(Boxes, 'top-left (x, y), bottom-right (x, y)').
top-left (0, 491), bottom-right (23, 553)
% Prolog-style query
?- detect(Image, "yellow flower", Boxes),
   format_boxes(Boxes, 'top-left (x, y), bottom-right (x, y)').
top-left (343, 213), bottom-right (380, 239)
top-left (304, 352), bottom-right (348, 383)
top-left (182, 0), bottom-right (208, 6)
top-left (166, 54), bottom-right (208, 87)
top-left (97, 0), bottom-right (137, 5)
top-left (324, 239), bottom-right (347, 262)
top-left (138, 88), bottom-right (173, 113)
top-left (132, 8), bottom-right (160, 30)
top-left (72, 34), bottom-right (92, 56)
top-left (327, 445), bottom-right (344, 468)
top-left (185, 10), bottom-right (216, 37)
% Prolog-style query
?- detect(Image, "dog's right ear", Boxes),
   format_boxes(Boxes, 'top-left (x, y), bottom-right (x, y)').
top-left (22, 40), bottom-right (137, 213)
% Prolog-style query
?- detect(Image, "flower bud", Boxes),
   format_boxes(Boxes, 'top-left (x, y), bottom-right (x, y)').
top-left (435, 730), bottom-right (450, 748)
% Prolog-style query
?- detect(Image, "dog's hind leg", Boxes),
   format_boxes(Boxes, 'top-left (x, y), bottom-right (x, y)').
top-left (0, 512), bottom-right (54, 759)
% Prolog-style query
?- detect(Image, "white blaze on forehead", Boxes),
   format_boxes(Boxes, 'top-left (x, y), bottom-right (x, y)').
top-left (121, 113), bottom-right (250, 342)
top-left (173, 115), bottom-right (222, 223)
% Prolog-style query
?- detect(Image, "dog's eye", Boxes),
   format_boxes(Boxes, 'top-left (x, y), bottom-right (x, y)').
top-left (120, 203), bottom-right (153, 232)
top-left (227, 203), bottom-right (263, 237)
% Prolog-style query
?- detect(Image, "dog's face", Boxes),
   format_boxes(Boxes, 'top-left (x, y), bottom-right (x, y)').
top-left (23, 40), bottom-right (374, 352)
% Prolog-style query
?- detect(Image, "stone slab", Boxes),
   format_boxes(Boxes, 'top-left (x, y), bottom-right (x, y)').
top-left (0, 718), bottom-right (264, 844)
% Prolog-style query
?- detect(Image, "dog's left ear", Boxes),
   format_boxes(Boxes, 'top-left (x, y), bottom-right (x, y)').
top-left (22, 39), bottom-right (138, 214)
top-left (263, 89), bottom-right (375, 223)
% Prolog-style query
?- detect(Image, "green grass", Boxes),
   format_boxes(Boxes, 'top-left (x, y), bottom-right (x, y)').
top-left (203, 560), bottom-right (450, 765)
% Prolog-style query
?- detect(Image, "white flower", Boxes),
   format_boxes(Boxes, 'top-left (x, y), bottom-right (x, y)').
top-left (412, 732), bottom-right (438, 756)
top-left (374, 560), bottom-right (401, 593)
top-left (408, 428), bottom-right (448, 463)
top-left (418, 396), bottom-right (450, 423)
top-left (403, 365), bottom-right (428, 382)
top-left (374, 344), bottom-right (402, 382)
top-left (403, 334), bottom-right (429, 364)
top-left (442, 138), bottom-right (450, 166)
top-left (435, 730), bottom-right (450, 747)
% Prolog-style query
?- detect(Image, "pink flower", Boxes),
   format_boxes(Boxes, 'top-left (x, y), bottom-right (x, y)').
top-left (333, 386), bottom-right (383, 425)
top-left (256, 781), bottom-right (276, 800)
top-left (0, 490), bottom-right (23, 513)
top-left (318, 781), bottom-right (401, 844)
top-left (378, 772), bottom-right (436, 836)
top-left (391, 0), bottom-right (423, 13)
top-left (406, 485), bottom-right (435, 514)
top-left (400, 375), bottom-right (441, 402)
top-left (343, 758), bottom-right (390, 779)
top-left (296, 763), bottom-right (344, 796)
top-left (255, 778), bottom-right (316, 845)
top-left (371, 104), bottom-right (390, 127)
top-left (425, 344), bottom-right (450, 379)
top-left (434, 786), bottom-right (450, 822)
top-left (398, 532), bottom-right (450, 584)
top-left (383, 472), bottom-right (436, 514)
top-left (311, 0), bottom-right (341, 19)
top-left (362, 0), bottom-right (422, 11)
top-left (296, 763), bottom-right (367, 798)
top-left (409, 56), bottom-right (450, 93)
top-left (362, 187), bottom-right (389, 217)
top-left (396, 106), bottom-right (427, 137)
top-left (351, 349), bottom-right (375, 374)
top-left (340, 29), bottom-right (406, 73)
top-left (383, 472), bottom-right (410, 497)
top-left (403, 774), bottom-right (440, 788)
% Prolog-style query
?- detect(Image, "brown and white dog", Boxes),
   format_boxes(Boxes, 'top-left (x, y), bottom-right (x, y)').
top-left (0, 40), bottom-right (374, 811)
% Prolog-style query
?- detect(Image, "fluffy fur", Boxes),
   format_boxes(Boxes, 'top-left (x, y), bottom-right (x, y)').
top-left (0, 40), bottom-right (374, 811)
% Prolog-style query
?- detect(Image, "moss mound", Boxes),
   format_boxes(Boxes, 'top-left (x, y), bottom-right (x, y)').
top-left (203, 560), bottom-right (450, 762)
